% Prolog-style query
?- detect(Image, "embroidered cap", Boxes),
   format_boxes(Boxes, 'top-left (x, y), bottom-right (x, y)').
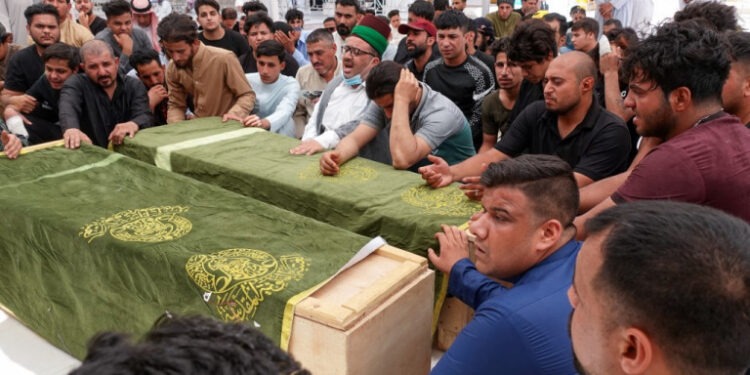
top-left (350, 15), bottom-right (391, 58)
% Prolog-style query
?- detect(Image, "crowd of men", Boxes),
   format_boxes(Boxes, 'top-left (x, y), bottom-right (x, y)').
top-left (0, 0), bottom-right (748, 374)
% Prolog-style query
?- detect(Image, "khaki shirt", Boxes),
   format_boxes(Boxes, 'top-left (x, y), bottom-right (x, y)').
top-left (292, 59), bottom-right (341, 138)
top-left (166, 43), bottom-right (255, 123)
top-left (59, 17), bottom-right (94, 47)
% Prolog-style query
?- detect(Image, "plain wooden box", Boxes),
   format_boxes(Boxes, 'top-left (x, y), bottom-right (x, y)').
top-left (289, 245), bottom-right (435, 375)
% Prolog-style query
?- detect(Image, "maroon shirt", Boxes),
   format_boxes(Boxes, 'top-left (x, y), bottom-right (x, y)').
top-left (612, 113), bottom-right (750, 223)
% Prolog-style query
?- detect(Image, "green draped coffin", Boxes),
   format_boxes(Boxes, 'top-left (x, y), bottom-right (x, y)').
top-left (0, 144), bottom-right (378, 359)
top-left (115, 118), bottom-right (481, 259)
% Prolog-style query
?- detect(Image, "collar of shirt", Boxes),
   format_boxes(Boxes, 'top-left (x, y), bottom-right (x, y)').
top-left (504, 238), bottom-right (581, 285)
top-left (541, 98), bottom-right (602, 137)
top-left (190, 42), bottom-right (209, 72)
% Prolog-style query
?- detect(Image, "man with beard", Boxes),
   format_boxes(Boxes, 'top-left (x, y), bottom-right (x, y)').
top-left (429, 155), bottom-right (580, 375)
top-left (419, 52), bottom-right (630, 198)
top-left (239, 13), bottom-right (298, 77)
top-left (289, 15), bottom-right (383, 155)
top-left (568, 201), bottom-right (750, 375)
top-left (332, 0), bottom-right (363, 60)
top-left (575, 22), bottom-right (750, 236)
top-left (59, 40), bottom-right (152, 149)
top-left (292, 29), bottom-right (340, 138)
top-left (196, 0), bottom-right (248, 57)
top-left (1, 4), bottom-right (60, 118)
top-left (130, 49), bottom-right (168, 126)
top-left (393, 0), bottom-right (436, 64)
top-left (722, 31), bottom-right (750, 128)
top-left (478, 38), bottom-right (522, 153)
top-left (398, 19), bottom-right (437, 79)
top-left (132, 0), bottom-right (163, 53)
top-left (95, 0), bottom-right (154, 74)
top-left (3, 43), bottom-right (79, 145)
top-left (43, 0), bottom-right (93, 47)
top-left (74, 0), bottom-right (106, 35)
top-left (158, 13), bottom-right (254, 123)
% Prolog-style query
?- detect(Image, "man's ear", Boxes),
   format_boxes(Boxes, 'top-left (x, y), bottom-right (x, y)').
top-left (427, 36), bottom-right (435, 46)
top-left (279, 59), bottom-right (286, 71)
top-left (618, 328), bottom-right (654, 374)
top-left (742, 74), bottom-right (750, 98)
top-left (580, 76), bottom-right (595, 93)
top-left (535, 219), bottom-right (563, 254)
top-left (669, 86), bottom-right (692, 113)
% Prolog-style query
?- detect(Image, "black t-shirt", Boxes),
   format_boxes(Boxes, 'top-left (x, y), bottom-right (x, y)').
top-left (394, 37), bottom-right (440, 65)
top-left (88, 16), bottom-right (108, 36)
top-left (199, 28), bottom-right (250, 58)
top-left (495, 100), bottom-right (631, 181)
top-left (24, 75), bottom-right (62, 144)
top-left (423, 55), bottom-right (495, 150)
top-left (4, 45), bottom-right (44, 93)
top-left (404, 52), bottom-right (440, 80)
top-left (239, 48), bottom-right (299, 77)
top-left (509, 79), bottom-right (543, 124)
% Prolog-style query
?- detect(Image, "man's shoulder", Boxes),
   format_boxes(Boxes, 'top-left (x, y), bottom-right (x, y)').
top-left (94, 28), bottom-right (112, 40)
top-left (131, 27), bottom-right (150, 40)
top-left (422, 58), bottom-right (444, 76)
top-left (204, 45), bottom-right (236, 60)
top-left (10, 45), bottom-right (37, 62)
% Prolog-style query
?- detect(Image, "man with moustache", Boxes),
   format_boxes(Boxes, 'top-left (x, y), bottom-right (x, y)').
top-left (399, 19), bottom-right (437, 79)
top-left (59, 40), bottom-right (152, 149)
top-left (429, 154), bottom-right (580, 375)
top-left (74, 0), bottom-right (106, 35)
top-left (129, 49), bottom-right (168, 125)
top-left (419, 52), bottom-right (630, 197)
top-left (1, 4), bottom-right (60, 118)
top-left (292, 28), bottom-right (341, 138)
top-left (290, 15), bottom-right (384, 155)
top-left (332, 0), bottom-right (363, 60)
top-left (478, 38), bottom-right (523, 153)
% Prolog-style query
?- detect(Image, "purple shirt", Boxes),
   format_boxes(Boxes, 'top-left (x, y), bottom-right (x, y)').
top-left (613, 113), bottom-right (750, 223)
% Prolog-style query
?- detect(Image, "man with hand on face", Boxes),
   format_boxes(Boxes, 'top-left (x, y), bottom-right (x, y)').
top-left (3, 43), bottom-right (79, 145)
top-left (290, 15), bottom-right (384, 156)
top-left (332, 0), bottom-right (363, 60)
top-left (239, 13), bottom-right (298, 77)
top-left (1, 4), bottom-right (60, 120)
top-left (568, 201), bottom-right (750, 375)
top-left (59, 40), bottom-right (152, 149)
top-left (318, 62), bottom-right (475, 174)
top-left (130, 49), bottom-right (168, 125)
top-left (293, 29), bottom-right (341, 138)
top-left (226, 40), bottom-right (299, 138)
top-left (420, 51), bottom-right (630, 199)
top-left (196, 0), bottom-right (247, 57)
top-left (400, 19), bottom-right (437, 79)
top-left (74, 0), bottom-right (106, 35)
top-left (159, 13), bottom-right (254, 123)
top-left (429, 154), bottom-right (580, 375)
top-left (43, 0), bottom-right (93, 47)
top-left (96, 0), bottom-right (154, 74)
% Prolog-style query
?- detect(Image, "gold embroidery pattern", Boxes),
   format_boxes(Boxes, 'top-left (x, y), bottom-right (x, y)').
top-left (79, 206), bottom-right (192, 243)
top-left (401, 185), bottom-right (481, 217)
top-left (298, 159), bottom-right (377, 183)
top-left (186, 248), bottom-right (308, 322)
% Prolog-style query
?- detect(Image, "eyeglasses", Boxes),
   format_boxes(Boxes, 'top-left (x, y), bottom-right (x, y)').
top-left (343, 45), bottom-right (376, 57)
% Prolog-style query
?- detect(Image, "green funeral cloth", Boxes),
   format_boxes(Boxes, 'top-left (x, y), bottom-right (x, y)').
top-left (116, 117), bottom-right (482, 259)
top-left (0, 144), bottom-right (372, 359)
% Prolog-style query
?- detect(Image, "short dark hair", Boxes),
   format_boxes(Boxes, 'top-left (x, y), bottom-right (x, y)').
top-left (157, 13), bottom-right (198, 44)
top-left (387, 9), bottom-right (399, 19)
top-left (615, 27), bottom-right (638, 55)
top-left (408, 0), bottom-right (434, 22)
top-left (569, 5), bottom-right (585, 16)
top-left (622, 21), bottom-right (729, 104)
top-left (273, 21), bottom-right (293, 37)
top-left (586, 201), bottom-right (750, 375)
top-left (365, 61), bottom-right (402, 100)
top-left (324, 16), bottom-right (335, 24)
top-left (102, 0), bottom-right (131, 18)
top-left (542, 12), bottom-right (568, 36)
top-left (480, 154), bottom-right (578, 226)
top-left (433, 0), bottom-right (450, 12)
top-left (255, 39), bottom-right (285, 62)
top-left (571, 17), bottom-right (598, 35)
top-left (603, 18), bottom-right (622, 29)
top-left (365, 9), bottom-right (376, 16)
top-left (434, 9), bottom-right (470, 32)
top-left (221, 7), bottom-right (237, 20)
top-left (241, 1), bottom-right (267, 15)
top-left (673, 1), bottom-right (738, 33)
top-left (335, 0), bottom-right (361, 13)
top-left (244, 13), bottom-right (274, 33)
top-left (70, 314), bottom-right (311, 375)
top-left (726, 31), bottom-right (750, 69)
top-left (285, 8), bottom-right (303, 23)
top-left (129, 48), bottom-right (160, 70)
top-left (508, 19), bottom-right (557, 63)
top-left (489, 37), bottom-right (511, 58)
top-left (306, 28), bottom-right (334, 45)
top-left (24, 3), bottom-right (60, 26)
top-left (42, 43), bottom-right (79, 70)
top-left (194, 0), bottom-right (219, 12)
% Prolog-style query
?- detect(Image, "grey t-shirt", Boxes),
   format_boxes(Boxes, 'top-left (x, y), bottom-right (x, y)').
top-left (359, 83), bottom-right (476, 168)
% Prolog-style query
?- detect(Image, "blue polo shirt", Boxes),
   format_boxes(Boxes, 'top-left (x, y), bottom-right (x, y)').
top-left (431, 239), bottom-right (580, 375)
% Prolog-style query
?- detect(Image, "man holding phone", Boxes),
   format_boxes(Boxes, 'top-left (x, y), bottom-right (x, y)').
top-left (292, 28), bottom-right (340, 138)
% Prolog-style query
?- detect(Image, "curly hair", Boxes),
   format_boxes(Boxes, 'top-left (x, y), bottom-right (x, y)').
top-left (508, 19), bottom-right (557, 63)
top-left (673, 1), bottom-right (738, 33)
